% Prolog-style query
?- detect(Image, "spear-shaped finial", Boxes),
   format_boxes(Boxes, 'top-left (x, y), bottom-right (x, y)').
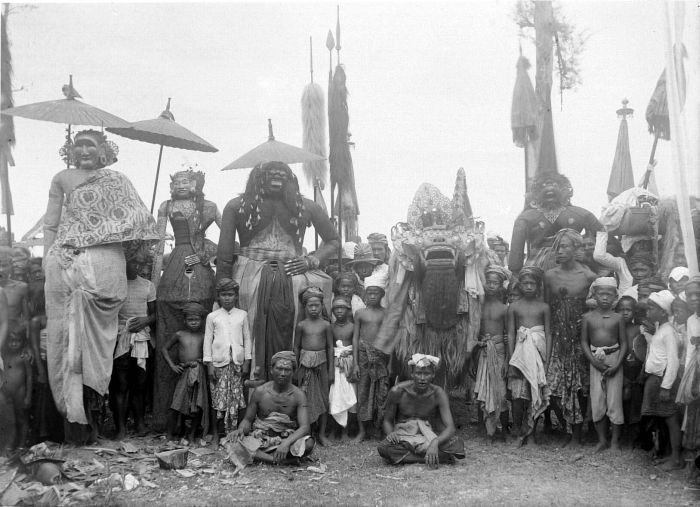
top-left (335, 5), bottom-right (341, 63)
top-left (267, 118), bottom-right (275, 141)
top-left (326, 29), bottom-right (335, 83)
top-left (616, 98), bottom-right (633, 120)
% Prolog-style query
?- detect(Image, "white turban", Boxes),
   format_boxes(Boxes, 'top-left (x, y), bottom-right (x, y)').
top-left (669, 266), bottom-right (690, 282)
top-left (648, 289), bottom-right (675, 316)
top-left (591, 277), bottom-right (618, 292)
top-left (364, 269), bottom-right (388, 291)
top-left (408, 354), bottom-right (440, 369)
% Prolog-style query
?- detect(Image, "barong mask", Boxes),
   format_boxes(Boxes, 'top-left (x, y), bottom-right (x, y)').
top-left (528, 173), bottom-right (573, 211)
top-left (62, 129), bottom-right (118, 169)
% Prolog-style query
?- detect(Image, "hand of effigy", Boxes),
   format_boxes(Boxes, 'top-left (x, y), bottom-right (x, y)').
top-left (184, 254), bottom-right (201, 266)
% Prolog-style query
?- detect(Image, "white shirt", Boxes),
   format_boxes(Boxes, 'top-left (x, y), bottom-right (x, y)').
top-left (593, 231), bottom-right (633, 296)
top-left (203, 307), bottom-right (252, 367)
top-left (644, 322), bottom-right (679, 390)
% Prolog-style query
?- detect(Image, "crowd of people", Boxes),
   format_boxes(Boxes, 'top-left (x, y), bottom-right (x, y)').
top-left (0, 129), bottom-right (698, 477)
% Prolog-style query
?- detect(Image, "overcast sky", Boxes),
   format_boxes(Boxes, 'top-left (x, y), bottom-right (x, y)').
top-left (2, 1), bottom-right (676, 250)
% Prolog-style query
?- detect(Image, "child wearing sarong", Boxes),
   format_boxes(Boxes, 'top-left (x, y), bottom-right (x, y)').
top-left (581, 277), bottom-right (627, 452)
top-left (353, 277), bottom-right (388, 442)
top-left (162, 302), bottom-right (210, 443)
top-left (642, 290), bottom-right (682, 471)
top-left (617, 295), bottom-right (644, 445)
top-left (474, 265), bottom-right (509, 441)
top-left (295, 287), bottom-right (334, 446)
top-left (507, 267), bottom-right (551, 445)
top-left (204, 279), bottom-right (251, 442)
top-left (329, 296), bottom-right (357, 437)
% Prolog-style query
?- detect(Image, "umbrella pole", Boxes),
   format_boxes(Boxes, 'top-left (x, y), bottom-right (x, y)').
top-left (642, 132), bottom-right (659, 190)
top-left (150, 144), bottom-right (165, 214)
top-left (314, 184), bottom-right (319, 250)
top-left (3, 159), bottom-right (11, 247)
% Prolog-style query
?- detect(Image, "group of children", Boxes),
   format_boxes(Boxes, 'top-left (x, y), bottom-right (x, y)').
top-left (476, 259), bottom-right (700, 474)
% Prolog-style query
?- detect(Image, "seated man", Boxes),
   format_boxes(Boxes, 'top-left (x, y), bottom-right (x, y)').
top-left (227, 351), bottom-right (314, 466)
top-left (378, 354), bottom-right (465, 467)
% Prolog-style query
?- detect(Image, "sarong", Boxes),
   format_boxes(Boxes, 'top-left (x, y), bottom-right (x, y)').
top-left (298, 349), bottom-right (329, 425)
top-left (623, 353), bottom-right (644, 425)
top-left (509, 326), bottom-right (550, 432)
top-left (678, 345), bottom-right (700, 449)
top-left (46, 243), bottom-right (127, 424)
top-left (589, 347), bottom-right (623, 424)
top-left (641, 374), bottom-right (680, 418)
top-left (473, 334), bottom-right (507, 436)
top-left (546, 294), bottom-right (587, 427)
top-left (226, 411), bottom-right (312, 468)
top-left (232, 254), bottom-right (332, 379)
top-left (329, 342), bottom-right (357, 426)
top-left (171, 361), bottom-right (210, 433)
top-left (358, 341), bottom-right (390, 427)
top-left (377, 419), bottom-right (465, 464)
top-left (210, 362), bottom-right (246, 432)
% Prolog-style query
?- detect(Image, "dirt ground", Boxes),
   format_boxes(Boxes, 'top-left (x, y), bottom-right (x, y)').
top-left (2, 400), bottom-right (699, 506)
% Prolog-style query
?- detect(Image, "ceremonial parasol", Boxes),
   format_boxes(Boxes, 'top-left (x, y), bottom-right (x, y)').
top-left (607, 99), bottom-right (635, 201)
top-left (221, 119), bottom-right (324, 171)
top-left (106, 98), bottom-right (218, 213)
top-left (643, 70), bottom-right (670, 189)
top-left (511, 54), bottom-right (538, 191)
top-left (1, 75), bottom-right (130, 129)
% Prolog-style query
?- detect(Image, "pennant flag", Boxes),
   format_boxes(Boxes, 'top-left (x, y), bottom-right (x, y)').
top-left (607, 100), bottom-right (635, 201)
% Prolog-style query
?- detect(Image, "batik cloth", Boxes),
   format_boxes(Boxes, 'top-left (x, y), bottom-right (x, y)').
top-left (546, 293), bottom-right (588, 426)
top-left (509, 325), bottom-right (551, 432)
top-left (210, 362), bottom-right (246, 432)
top-left (298, 349), bottom-right (329, 425)
top-left (358, 341), bottom-right (390, 427)
top-left (329, 342), bottom-right (356, 426)
top-left (377, 419), bottom-right (465, 464)
top-left (473, 334), bottom-right (507, 436)
top-left (226, 411), bottom-right (312, 468)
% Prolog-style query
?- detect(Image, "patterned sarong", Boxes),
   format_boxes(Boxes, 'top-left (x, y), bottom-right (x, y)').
top-left (210, 362), bottom-right (246, 432)
top-left (473, 334), bottom-right (507, 436)
top-left (358, 341), bottom-right (390, 427)
top-left (298, 349), bottom-right (329, 424)
top-left (546, 293), bottom-right (587, 427)
top-left (377, 419), bottom-right (465, 464)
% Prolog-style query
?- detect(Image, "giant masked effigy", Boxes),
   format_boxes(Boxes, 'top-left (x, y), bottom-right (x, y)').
top-left (375, 169), bottom-right (497, 384)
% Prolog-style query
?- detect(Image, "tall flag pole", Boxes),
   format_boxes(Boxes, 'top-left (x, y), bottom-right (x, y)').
top-left (325, 29), bottom-right (335, 221)
top-left (302, 36), bottom-right (328, 250)
top-left (606, 99), bottom-right (635, 201)
top-left (510, 51), bottom-right (538, 195)
top-left (1, 5), bottom-right (15, 246)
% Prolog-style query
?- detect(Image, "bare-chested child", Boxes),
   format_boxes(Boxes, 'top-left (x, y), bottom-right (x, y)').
top-left (353, 283), bottom-right (388, 442)
top-left (581, 277), bottom-right (627, 452)
top-left (329, 296), bottom-right (357, 439)
top-left (162, 302), bottom-right (209, 443)
top-left (0, 247), bottom-right (29, 330)
top-left (507, 267), bottom-right (551, 446)
top-left (474, 265), bottom-right (510, 441)
top-left (616, 296), bottom-right (644, 445)
top-left (295, 287), bottom-right (334, 446)
top-left (1, 324), bottom-right (32, 452)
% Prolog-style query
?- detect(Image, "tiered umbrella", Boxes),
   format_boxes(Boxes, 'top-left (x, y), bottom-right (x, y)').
top-left (107, 98), bottom-right (218, 212)
top-left (221, 119), bottom-right (323, 171)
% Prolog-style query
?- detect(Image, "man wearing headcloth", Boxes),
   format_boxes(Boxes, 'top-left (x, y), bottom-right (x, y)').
top-left (544, 228), bottom-right (597, 446)
top-left (509, 173), bottom-right (602, 274)
top-left (367, 233), bottom-right (391, 285)
top-left (43, 130), bottom-right (158, 441)
top-left (227, 351), bottom-right (314, 466)
top-left (217, 161), bottom-right (340, 380)
top-left (473, 264), bottom-right (509, 440)
top-left (378, 354), bottom-right (465, 466)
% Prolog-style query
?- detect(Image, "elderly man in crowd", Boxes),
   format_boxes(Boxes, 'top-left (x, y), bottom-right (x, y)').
top-left (377, 354), bottom-right (465, 467)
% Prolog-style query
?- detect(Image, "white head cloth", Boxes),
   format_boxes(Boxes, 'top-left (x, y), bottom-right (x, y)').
top-left (342, 242), bottom-right (357, 260)
top-left (408, 353), bottom-right (440, 368)
top-left (669, 266), bottom-right (690, 282)
top-left (364, 270), bottom-right (388, 290)
top-left (591, 277), bottom-right (618, 292)
top-left (648, 289), bottom-right (675, 316)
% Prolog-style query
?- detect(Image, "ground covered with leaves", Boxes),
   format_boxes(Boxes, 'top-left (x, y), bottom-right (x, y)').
top-left (1, 402), bottom-right (699, 506)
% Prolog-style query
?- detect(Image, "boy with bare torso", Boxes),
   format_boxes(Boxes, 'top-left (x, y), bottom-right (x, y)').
top-left (295, 287), bottom-right (334, 446)
top-left (581, 277), bottom-right (627, 452)
top-left (329, 296), bottom-right (357, 438)
top-left (474, 266), bottom-right (510, 441)
top-left (163, 302), bottom-right (209, 443)
top-left (353, 284), bottom-right (388, 442)
top-left (0, 248), bottom-right (29, 331)
top-left (507, 267), bottom-right (551, 445)
top-left (1, 324), bottom-right (32, 452)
